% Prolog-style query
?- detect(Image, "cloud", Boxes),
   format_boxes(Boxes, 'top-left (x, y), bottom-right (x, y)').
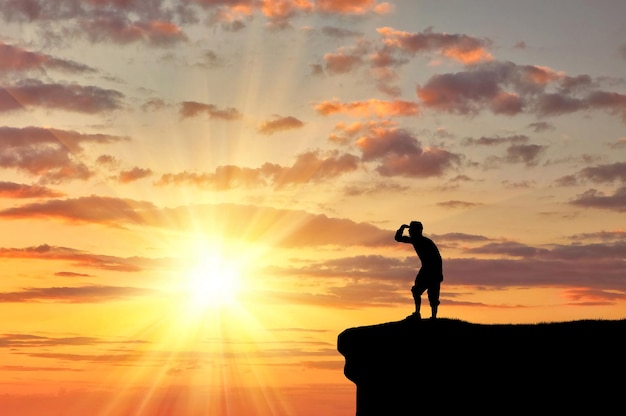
top-left (321, 40), bottom-right (371, 74)
top-left (54, 271), bottom-right (91, 277)
top-left (315, 98), bottom-right (419, 118)
top-left (0, 181), bottom-right (64, 198)
top-left (578, 162), bottom-right (626, 183)
top-left (0, 42), bottom-right (97, 74)
top-left (417, 60), bottom-right (626, 120)
top-left (562, 288), bottom-right (626, 306)
top-left (528, 121), bottom-right (553, 132)
top-left (0, 0), bottom-right (187, 46)
top-left (0, 126), bottom-right (128, 183)
top-left (321, 26), bottom-right (362, 39)
top-left (184, 0), bottom-right (391, 29)
top-left (273, 237), bottom-right (626, 305)
top-left (463, 135), bottom-right (529, 146)
top-left (355, 127), bottom-right (461, 177)
top-left (316, 0), bottom-right (391, 15)
top-left (257, 115), bottom-right (304, 135)
top-left (0, 244), bottom-right (146, 272)
top-left (0, 285), bottom-right (153, 303)
top-left (0, 365), bottom-right (82, 372)
top-left (82, 17), bottom-right (187, 46)
top-left (570, 187), bottom-right (626, 212)
top-left (502, 143), bottom-right (547, 166)
top-left (0, 79), bottom-right (124, 114)
top-left (0, 333), bottom-right (101, 347)
top-left (0, 198), bottom-right (392, 248)
top-left (377, 27), bottom-right (493, 64)
top-left (568, 230), bottom-right (626, 242)
top-left (0, 196), bottom-right (159, 227)
top-left (437, 200), bottom-right (483, 209)
top-left (118, 167), bottom-right (153, 183)
top-left (343, 181), bottom-right (409, 196)
top-left (179, 101), bottom-right (242, 120)
top-left (157, 150), bottom-right (359, 189)
top-left (314, 26), bottom-right (493, 96)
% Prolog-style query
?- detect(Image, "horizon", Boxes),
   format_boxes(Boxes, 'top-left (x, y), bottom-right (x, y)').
top-left (1, 0), bottom-right (625, 415)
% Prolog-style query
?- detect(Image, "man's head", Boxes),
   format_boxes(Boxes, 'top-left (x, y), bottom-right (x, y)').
top-left (408, 221), bottom-right (423, 236)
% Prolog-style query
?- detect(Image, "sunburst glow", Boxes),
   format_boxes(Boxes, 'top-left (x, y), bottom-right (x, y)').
top-left (184, 250), bottom-right (243, 310)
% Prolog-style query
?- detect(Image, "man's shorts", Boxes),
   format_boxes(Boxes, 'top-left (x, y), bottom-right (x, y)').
top-left (412, 270), bottom-right (442, 307)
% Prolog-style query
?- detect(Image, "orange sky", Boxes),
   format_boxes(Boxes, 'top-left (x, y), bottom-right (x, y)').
top-left (1, 0), bottom-right (626, 415)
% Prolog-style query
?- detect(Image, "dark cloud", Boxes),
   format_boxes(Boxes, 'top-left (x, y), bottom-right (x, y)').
top-left (579, 162), bottom-right (626, 183)
top-left (570, 187), bottom-right (626, 212)
top-left (179, 101), bottom-right (242, 120)
top-left (463, 135), bottom-right (529, 146)
top-left (417, 60), bottom-right (626, 120)
top-left (0, 126), bottom-right (128, 184)
top-left (355, 127), bottom-right (461, 177)
top-left (0, 42), bottom-right (96, 74)
top-left (257, 115), bottom-right (304, 135)
top-left (321, 26), bottom-right (362, 38)
top-left (503, 143), bottom-right (547, 166)
top-left (0, 79), bottom-right (124, 114)
top-left (528, 121), bottom-right (553, 132)
top-left (267, 237), bottom-right (626, 308)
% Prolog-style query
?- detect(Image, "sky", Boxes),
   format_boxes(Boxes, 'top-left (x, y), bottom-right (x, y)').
top-left (1, 0), bottom-right (625, 414)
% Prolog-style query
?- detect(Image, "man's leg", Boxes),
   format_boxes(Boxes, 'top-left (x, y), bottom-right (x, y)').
top-left (427, 282), bottom-right (441, 319)
top-left (411, 285), bottom-right (421, 316)
top-left (411, 278), bottom-right (427, 319)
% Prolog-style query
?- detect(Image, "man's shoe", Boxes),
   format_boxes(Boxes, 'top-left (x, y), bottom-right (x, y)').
top-left (405, 312), bottom-right (421, 320)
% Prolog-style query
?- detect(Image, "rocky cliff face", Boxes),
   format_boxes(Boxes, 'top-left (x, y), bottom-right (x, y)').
top-left (338, 318), bottom-right (625, 415)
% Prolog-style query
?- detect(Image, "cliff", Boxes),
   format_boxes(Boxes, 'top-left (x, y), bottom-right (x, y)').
top-left (337, 317), bottom-right (626, 415)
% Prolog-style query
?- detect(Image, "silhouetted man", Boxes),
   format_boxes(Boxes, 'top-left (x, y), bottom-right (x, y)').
top-left (395, 221), bottom-right (443, 320)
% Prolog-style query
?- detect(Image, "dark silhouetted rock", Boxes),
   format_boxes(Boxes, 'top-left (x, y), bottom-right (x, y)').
top-left (338, 318), bottom-right (626, 415)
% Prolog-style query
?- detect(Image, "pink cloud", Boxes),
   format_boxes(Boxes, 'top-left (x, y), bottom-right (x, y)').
top-left (0, 196), bottom-right (158, 226)
top-left (0, 181), bottom-right (64, 198)
top-left (0, 42), bottom-right (96, 73)
top-left (315, 99), bottom-right (419, 118)
top-left (0, 126), bottom-right (127, 183)
top-left (377, 27), bottom-right (493, 64)
top-left (355, 127), bottom-right (461, 177)
top-left (83, 17), bottom-right (187, 46)
top-left (316, 0), bottom-right (391, 15)
top-left (323, 50), bottom-right (364, 74)
top-left (0, 244), bottom-right (145, 272)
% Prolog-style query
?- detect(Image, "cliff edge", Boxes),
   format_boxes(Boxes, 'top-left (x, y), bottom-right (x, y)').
top-left (338, 318), bottom-right (626, 415)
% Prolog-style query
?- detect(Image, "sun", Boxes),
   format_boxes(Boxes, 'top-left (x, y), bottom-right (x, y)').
top-left (185, 252), bottom-right (243, 310)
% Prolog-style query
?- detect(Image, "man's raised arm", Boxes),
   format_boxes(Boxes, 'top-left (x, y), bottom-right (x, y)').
top-left (395, 224), bottom-right (411, 243)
